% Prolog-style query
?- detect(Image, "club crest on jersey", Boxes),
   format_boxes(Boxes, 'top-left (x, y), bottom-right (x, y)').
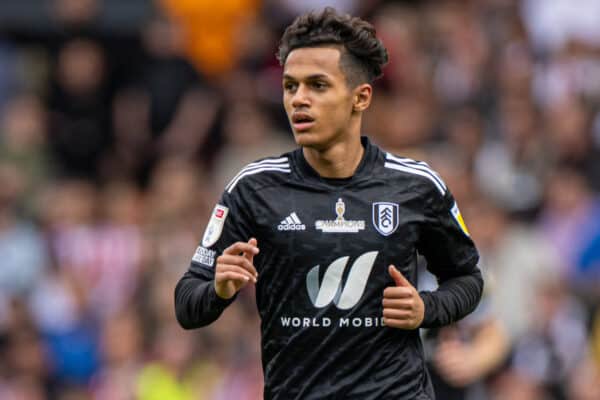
top-left (315, 198), bottom-right (365, 233)
top-left (202, 204), bottom-right (229, 247)
top-left (372, 202), bottom-right (399, 236)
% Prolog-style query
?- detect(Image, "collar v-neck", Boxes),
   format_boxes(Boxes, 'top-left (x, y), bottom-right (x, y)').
top-left (292, 136), bottom-right (377, 187)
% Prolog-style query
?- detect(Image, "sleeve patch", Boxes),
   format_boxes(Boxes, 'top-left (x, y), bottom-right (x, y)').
top-left (451, 202), bottom-right (470, 237)
top-left (192, 246), bottom-right (217, 266)
top-left (202, 204), bottom-right (229, 247)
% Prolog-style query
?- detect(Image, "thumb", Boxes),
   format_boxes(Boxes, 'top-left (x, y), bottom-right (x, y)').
top-left (389, 265), bottom-right (411, 287)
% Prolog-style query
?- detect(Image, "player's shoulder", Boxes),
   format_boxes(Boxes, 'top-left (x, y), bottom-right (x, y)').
top-left (379, 151), bottom-right (448, 197)
top-left (224, 152), bottom-right (293, 195)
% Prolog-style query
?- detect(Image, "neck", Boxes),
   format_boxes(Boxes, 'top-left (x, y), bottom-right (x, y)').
top-left (302, 134), bottom-right (364, 178)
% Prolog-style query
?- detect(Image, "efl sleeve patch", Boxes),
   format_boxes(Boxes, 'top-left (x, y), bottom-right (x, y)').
top-left (202, 204), bottom-right (229, 247)
top-left (192, 246), bottom-right (217, 266)
top-left (451, 202), bottom-right (470, 237)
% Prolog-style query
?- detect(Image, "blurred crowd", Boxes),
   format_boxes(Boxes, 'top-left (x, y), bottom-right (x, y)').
top-left (0, 0), bottom-right (599, 399)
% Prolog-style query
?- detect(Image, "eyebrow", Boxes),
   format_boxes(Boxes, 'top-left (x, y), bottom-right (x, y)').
top-left (282, 73), bottom-right (330, 81)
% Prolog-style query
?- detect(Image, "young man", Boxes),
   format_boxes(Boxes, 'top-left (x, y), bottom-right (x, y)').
top-left (175, 8), bottom-right (483, 399)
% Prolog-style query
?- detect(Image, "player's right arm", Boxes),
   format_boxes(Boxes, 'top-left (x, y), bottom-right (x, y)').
top-left (174, 188), bottom-right (257, 329)
top-left (174, 239), bottom-right (259, 329)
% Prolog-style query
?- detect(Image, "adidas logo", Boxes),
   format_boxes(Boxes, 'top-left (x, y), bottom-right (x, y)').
top-left (278, 212), bottom-right (306, 231)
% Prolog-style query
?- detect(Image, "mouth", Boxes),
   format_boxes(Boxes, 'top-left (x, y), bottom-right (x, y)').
top-left (291, 112), bottom-right (315, 132)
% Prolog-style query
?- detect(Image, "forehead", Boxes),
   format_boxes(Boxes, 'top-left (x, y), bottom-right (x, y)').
top-left (283, 46), bottom-right (344, 79)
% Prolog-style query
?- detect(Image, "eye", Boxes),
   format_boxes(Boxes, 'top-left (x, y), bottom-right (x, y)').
top-left (283, 82), bottom-right (297, 92)
top-left (311, 81), bottom-right (327, 90)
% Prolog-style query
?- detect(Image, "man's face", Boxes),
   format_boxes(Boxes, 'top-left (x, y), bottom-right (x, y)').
top-left (282, 47), bottom-right (356, 150)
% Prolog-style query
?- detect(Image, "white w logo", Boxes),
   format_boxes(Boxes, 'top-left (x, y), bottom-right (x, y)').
top-left (306, 251), bottom-right (379, 310)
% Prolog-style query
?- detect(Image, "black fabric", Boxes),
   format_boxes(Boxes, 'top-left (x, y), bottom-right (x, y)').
top-left (175, 136), bottom-right (482, 399)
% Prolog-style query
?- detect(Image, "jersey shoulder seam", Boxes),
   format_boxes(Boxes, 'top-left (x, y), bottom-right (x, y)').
top-left (225, 156), bottom-right (292, 194)
top-left (383, 152), bottom-right (447, 195)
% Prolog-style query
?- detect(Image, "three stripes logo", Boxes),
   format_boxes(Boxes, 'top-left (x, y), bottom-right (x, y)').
top-left (306, 251), bottom-right (379, 310)
top-left (278, 212), bottom-right (306, 231)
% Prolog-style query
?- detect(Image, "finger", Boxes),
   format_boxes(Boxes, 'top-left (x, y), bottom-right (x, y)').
top-left (223, 241), bottom-right (260, 256)
top-left (216, 271), bottom-right (252, 285)
top-left (217, 255), bottom-right (258, 276)
top-left (382, 298), bottom-right (414, 309)
top-left (383, 286), bottom-right (413, 299)
top-left (216, 264), bottom-right (257, 283)
top-left (383, 308), bottom-right (413, 320)
top-left (383, 318), bottom-right (417, 330)
top-left (216, 265), bottom-right (253, 281)
top-left (243, 238), bottom-right (259, 262)
top-left (217, 254), bottom-right (257, 273)
top-left (389, 265), bottom-right (412, 287)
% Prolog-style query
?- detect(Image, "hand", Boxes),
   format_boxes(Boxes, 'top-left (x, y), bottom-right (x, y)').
top-left (214, 238), bottom-right (259, 299)
top-left (382, 265), bottom-right (425, 329)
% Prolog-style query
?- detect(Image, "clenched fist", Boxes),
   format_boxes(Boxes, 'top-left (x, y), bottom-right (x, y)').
top-left (382, 265), bottom-right (425, 330)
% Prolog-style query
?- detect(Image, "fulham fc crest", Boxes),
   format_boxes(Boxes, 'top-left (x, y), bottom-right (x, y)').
top-left (372, 202), bottom-right (399, 236)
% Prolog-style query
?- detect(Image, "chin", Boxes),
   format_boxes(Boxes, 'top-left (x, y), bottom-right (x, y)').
top-left (293, 131), bottom-right (321, 147)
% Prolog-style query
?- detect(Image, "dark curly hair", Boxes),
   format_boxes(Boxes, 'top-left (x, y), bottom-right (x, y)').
top-left (277, 7), bottom-right (388, 87)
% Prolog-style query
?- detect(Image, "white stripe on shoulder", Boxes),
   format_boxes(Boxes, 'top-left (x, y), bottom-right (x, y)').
top-left (226, 166), bottom-right (291, 193)
top-left (243, 157), bottom-right (289, 169)
top-left (228, 157), bottom-right (289, 183)
top-left (225, 157), bottom-right (289, 191)
top-left (386, 153), bottom-right (445, 187)
top-left (384, 162), bottom-right (446, 195)
top-left (385, 153), bottom-right (446, 194)
top-left (386, 153), bottom-right (431, 167)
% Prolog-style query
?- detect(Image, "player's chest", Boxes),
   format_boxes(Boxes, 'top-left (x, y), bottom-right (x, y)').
top-left (251, 187), bottom-right (425, 254)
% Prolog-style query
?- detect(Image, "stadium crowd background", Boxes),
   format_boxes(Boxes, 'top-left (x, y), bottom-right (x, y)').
top-left (0, 0), bottom-right (600, 399)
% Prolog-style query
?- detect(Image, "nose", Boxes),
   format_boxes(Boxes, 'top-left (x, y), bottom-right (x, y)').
top-left (291, 84), bottom-right (310, 108)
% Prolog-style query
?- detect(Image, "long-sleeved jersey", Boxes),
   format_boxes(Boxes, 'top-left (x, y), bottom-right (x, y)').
top-left (175, 136), bottom-right (483, 399)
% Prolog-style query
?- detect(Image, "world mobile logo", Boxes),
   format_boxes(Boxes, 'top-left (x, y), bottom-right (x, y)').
top-left (279, 251), bottom-right (385, 329)
top-left (306, 251), bottom-right (378, 309)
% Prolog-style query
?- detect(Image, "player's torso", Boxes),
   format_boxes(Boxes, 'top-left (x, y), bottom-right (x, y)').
top-left (246, 174), bottom-right (434, 398)
top-left (231, 143), bottom-right (439, 398)
top-left (250, 174), bottom-right (427, 336)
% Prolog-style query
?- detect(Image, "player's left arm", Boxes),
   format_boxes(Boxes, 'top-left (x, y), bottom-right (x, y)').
top-left (414, 189), bottom-right (483, 329)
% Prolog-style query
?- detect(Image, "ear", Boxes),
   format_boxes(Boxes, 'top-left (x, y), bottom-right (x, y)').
top-left (352, 83), bottom-right (372, 113)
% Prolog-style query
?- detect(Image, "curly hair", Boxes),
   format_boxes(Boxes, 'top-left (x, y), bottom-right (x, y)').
top-left (277, 7), bottom-right (388, 86)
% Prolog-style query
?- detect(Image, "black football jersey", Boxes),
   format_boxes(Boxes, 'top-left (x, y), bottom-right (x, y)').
top-left (175, 136), bottom-right (483, 399)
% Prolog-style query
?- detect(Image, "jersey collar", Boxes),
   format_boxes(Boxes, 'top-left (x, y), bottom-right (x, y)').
top-left (292, 136), bottom-right (378, 186)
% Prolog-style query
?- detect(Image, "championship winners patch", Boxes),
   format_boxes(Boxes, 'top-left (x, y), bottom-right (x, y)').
top-left (315, 198), bottom-right (365, 233)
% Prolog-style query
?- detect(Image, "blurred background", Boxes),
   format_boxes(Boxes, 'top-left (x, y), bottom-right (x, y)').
top-left (0, 0), bottom-right (599, 399)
